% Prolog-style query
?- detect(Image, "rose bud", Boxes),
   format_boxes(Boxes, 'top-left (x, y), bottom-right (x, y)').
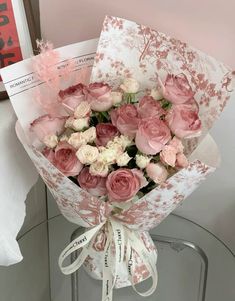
top-left (111, 91), bottom-right (123, 105)
top-left (53, 142), bottom-right (83, 176)
top-left (160, 145), bottom-right (177, 167)
top-left (77, 167), bottom-right (107, 197)
top-left (30, 114), bottom-right (66, 143)
top-left (168, 136), bottom-right (184, 153)
top-left (135, 117), bottom-right (171, 155)
top-left (135, 154), bottom-right (151, 169)
top-left (146, 163), bottom-right (168, 184)
top-left (150, 88), bottom-right (163, 100)
top-left (159, 74), bottom-right (195, 105)
top-left (84, 82), bottom-right (113, 112)
top-left (96, 123), bottom-right (119, 147)
top-left (175, 153), bottom-right (189, 168)
top-left (120, 78), bottom-right (139, 93)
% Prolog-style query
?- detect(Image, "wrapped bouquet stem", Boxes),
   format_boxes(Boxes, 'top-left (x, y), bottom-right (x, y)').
top-left (1, 16), bottom-right (234, 301)
top-left (59, 218), bottom-right (158, 300)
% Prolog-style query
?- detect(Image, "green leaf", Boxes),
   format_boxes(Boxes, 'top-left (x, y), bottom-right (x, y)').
top-left (126, 145), bottom-right (138, 157)
top-left (127, 158), bottom-right (136, 169)
top-left (90, 115), bottom-right (99, 127)
top-left (161, 99), bottom-right (172, 110)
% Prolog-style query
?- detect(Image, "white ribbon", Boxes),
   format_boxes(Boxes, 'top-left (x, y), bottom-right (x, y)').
top-left (58, 218), bottom-right (158, 301)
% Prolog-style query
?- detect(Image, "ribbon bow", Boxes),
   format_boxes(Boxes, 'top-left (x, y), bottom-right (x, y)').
top-left (59, 218), bottom-right (158, 301)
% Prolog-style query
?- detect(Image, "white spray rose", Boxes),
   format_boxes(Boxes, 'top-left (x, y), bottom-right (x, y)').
top-left (89, 161), bottom-right (109, 177)
top-left (111, 91), bottom-right (123, 105)
top-left (150, 88), bottom-right (163, 100)
top-left (43, 134), bottom-right (58, 148)
top-left (68, 132), bottom-right (86, 149)
top-left (82, 127), bottom-right (96, 143)
top-left (76, 145), bottom-right (99, 164)
top-left (116, 152), bottom-right (132, 167)
top-left (72, 117), bottom-right (89, 131)
top-left (98, 147), bottom-right (117, 165)
top-left (60, 135), bottom-right (69, 142)
top-left (120, 78), bottom-right (140, 93)
top-left (65, 117), bottom-right (74, 128)
top-left (135, 154), bottom-right (152, 169)
top-left (113, 135), bottom-right (132, 149)
top-left (106, 140), bottom-right (124, 156)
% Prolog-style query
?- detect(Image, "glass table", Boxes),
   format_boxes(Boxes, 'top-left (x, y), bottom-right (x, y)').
top-left (48, 214), bottom-right (235, 301)
top-left (0, 214), bottom-right (234, 301)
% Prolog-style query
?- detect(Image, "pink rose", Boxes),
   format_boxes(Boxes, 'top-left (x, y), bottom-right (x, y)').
top-left (146, 163), bottom-right (168, 184)
top-left (169, 136), bottom-right (184, 153)
top-left (53, 142), bottom-right (83, 176)
top-left (77, 167), bottom-right (107, 197)
top-left (59, 83), bottom-right (86, 113)
top-left (135, 117), bottom-right (171, 155)
top-left (131, 168), bottom-right (148, 188)
top-left (42, 147), bottom-right (55, 163)
top-left (95, 123), bottom-right (119, 147)
top-left (137, 96), bottom-right (165, 118)
top-left (166, 104), bottom-right (202, 139)
top-left (159, 74), bottom-right (195, 104)
top-left (106, 168), bottom-right (146, 203)
top-left (110, 104), bottom-right (140, 138)
top-left (160, 145), bottom-right (177, 167)
top-left (175, 153), bottom-right (189, 168)
top-left (84, 82), bottom-right (113, 112)
top-left (30, 114), bottom-right (66, 142)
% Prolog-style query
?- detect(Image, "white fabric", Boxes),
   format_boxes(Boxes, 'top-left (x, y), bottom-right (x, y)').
top-left (0, 101), bottom-right (38, 266)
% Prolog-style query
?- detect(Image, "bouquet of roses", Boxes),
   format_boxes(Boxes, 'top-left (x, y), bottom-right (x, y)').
top-left (34, 75), bottom-right (198, 207)
top-left (1, 16), bottom-right (233, 301)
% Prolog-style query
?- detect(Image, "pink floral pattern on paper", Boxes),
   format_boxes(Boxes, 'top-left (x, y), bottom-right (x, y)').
top-left (91, 16), bottom-right (234, 154)
top-left (84, 230), bottom-right (156, 288)
top-left (113, 160), bottom-right (215, 231)
top-left (28, 146), bottom-right (112, 227)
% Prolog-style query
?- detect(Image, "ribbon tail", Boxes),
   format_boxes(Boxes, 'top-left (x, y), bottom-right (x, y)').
top-left (102, 219), bottom-right (126, 301)
top-left (127, 230), bottom-right (158, 297)
top-left (59, 221), bottom-right (105, 275)
top-left (102, 234), bottom-right (113, 301)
